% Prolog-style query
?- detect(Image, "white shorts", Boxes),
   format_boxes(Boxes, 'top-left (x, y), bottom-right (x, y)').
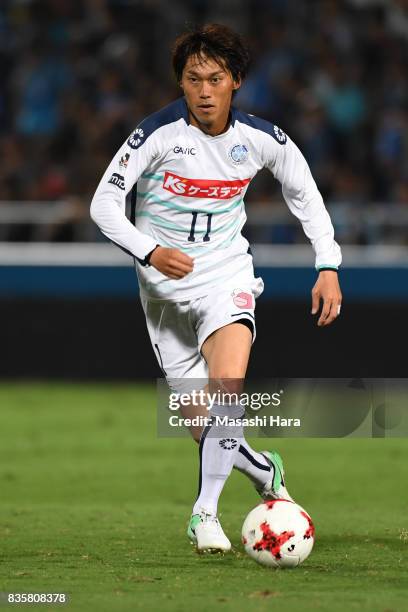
top-left (140, 278), bottom-right (263, 393)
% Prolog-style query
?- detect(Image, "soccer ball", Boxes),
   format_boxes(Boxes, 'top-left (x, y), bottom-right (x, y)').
top-left (241, 499), bottom-right (315, 568)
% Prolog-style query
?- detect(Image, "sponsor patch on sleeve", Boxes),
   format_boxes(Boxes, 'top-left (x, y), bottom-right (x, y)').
top-left (108, 173), bottom-right (125, 190)
top-left (119, 153), bottom-right (130, 169)
top-left (127, 128), bottom-right (145, 150)
top-left (272, 125), bottom-right (287, 145)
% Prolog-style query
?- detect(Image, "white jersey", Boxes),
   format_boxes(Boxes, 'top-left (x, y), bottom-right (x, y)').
top-left (91, 97), bottom-right (341, 301)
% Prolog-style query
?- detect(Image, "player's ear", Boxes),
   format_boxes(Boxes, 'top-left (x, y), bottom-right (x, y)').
top-left (232, 77), bottom-right (241, 91)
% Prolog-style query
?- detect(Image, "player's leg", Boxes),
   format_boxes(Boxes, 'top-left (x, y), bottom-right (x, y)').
top-left (182, 384), bottom-right (290, 501)
top-left (192, 322), bottom-right (249, 506)
top-left (188, 289), bottom-right (293, 551)
top-left (201, 321), bottom-right (294, 503)
top-left (140, 295), bottom-right (230, 550)
top-left (140, 294), bottom-right (209, 432)
top-left (141, 295), bottom-right (237, 551)
top-left (181, 390), bottom-right (282, 494)
top-left (141, 292), bottom-right (282, 491)
top-left (179, 383), bottom-right (284, 494)
top-left (188, 323), bottom-right (249, 551)
top-left (194, 322), bottom-right (280, 511)
top-left (140, 293), bottom-right (289, 552)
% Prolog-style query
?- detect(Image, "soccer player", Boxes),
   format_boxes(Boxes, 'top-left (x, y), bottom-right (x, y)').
top-left (91, 24), bottom-right (342, 552)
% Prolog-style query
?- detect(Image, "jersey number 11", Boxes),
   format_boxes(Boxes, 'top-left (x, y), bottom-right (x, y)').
top-left (188, 212), bottom-right (213, 242)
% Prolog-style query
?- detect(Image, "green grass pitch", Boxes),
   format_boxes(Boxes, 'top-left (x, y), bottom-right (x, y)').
top-left (0, 383), bottom-right (407, 612)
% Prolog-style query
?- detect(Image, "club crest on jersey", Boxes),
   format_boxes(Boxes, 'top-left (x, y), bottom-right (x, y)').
top-left (273, 125), bottom-right (287, 144)
top-left (232, 288), bottom-right (254, 309)
top-left (229, 144), bottom-right (249, 164)
top-left (127, 128), bottom-right (144, 149)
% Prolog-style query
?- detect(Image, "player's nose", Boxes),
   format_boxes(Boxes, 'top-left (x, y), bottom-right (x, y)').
top-left (199, 82), bottom-right (211, 98)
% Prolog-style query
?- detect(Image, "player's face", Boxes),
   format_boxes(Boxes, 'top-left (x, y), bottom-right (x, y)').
top-left (181, 54), bottom-right (241, 136)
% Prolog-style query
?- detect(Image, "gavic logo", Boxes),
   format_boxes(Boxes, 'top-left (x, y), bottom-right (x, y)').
top-left (173, 146), bottom-right (196, 155)
top-left (163, 172), bottom-right (250, 199)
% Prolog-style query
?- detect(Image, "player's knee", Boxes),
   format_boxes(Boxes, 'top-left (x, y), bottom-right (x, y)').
top-left (208, 375), bottom-right (245, 395)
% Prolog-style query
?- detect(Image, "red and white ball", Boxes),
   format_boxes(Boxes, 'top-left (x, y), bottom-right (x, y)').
top-left (242, 499), bottom-right (315, 568)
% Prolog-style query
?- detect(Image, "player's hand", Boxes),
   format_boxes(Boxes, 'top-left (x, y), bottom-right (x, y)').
top-left (149, 246), bottom-right (194, 279)
top-left (311, 270), bottom-right (342, 327)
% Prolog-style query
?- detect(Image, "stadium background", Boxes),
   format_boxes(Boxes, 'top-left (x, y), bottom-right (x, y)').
top-left (1, 3), bottom-right (408, 611)
top-left (1, 0), bottom-right (408, 379)
top-left (1, 0), bottom-right (408, 378)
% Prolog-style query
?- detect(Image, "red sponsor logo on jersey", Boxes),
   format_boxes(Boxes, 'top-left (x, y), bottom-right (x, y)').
top-left (163, 171), bottom-right (250, 199)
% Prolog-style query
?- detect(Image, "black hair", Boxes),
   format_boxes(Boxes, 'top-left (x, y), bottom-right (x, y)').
top-left (172, 23), bottom-right (251, 84)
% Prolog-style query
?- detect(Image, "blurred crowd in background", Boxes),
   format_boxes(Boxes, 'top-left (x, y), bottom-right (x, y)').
top-left (0, 0), bottom-right (408, 244)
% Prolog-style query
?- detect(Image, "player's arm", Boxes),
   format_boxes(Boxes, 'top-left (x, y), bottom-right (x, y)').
top-left (90, 130), bottom-right (193, 278)
top-left (265, 130), bottom-right (342, 326)
top-left (310, 269), bottom-right (342, 327)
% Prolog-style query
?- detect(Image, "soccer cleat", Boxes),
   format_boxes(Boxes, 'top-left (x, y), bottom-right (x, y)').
top-left (256, 450), bottom-right (295, 503)
top-left (187, 509), bottom-right (231, 552)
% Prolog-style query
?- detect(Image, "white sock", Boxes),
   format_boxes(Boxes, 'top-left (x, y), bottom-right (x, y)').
top-left (233, 439), bottom-right (273, 488)
top-left (192, 402), bottom-right (244, 516)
